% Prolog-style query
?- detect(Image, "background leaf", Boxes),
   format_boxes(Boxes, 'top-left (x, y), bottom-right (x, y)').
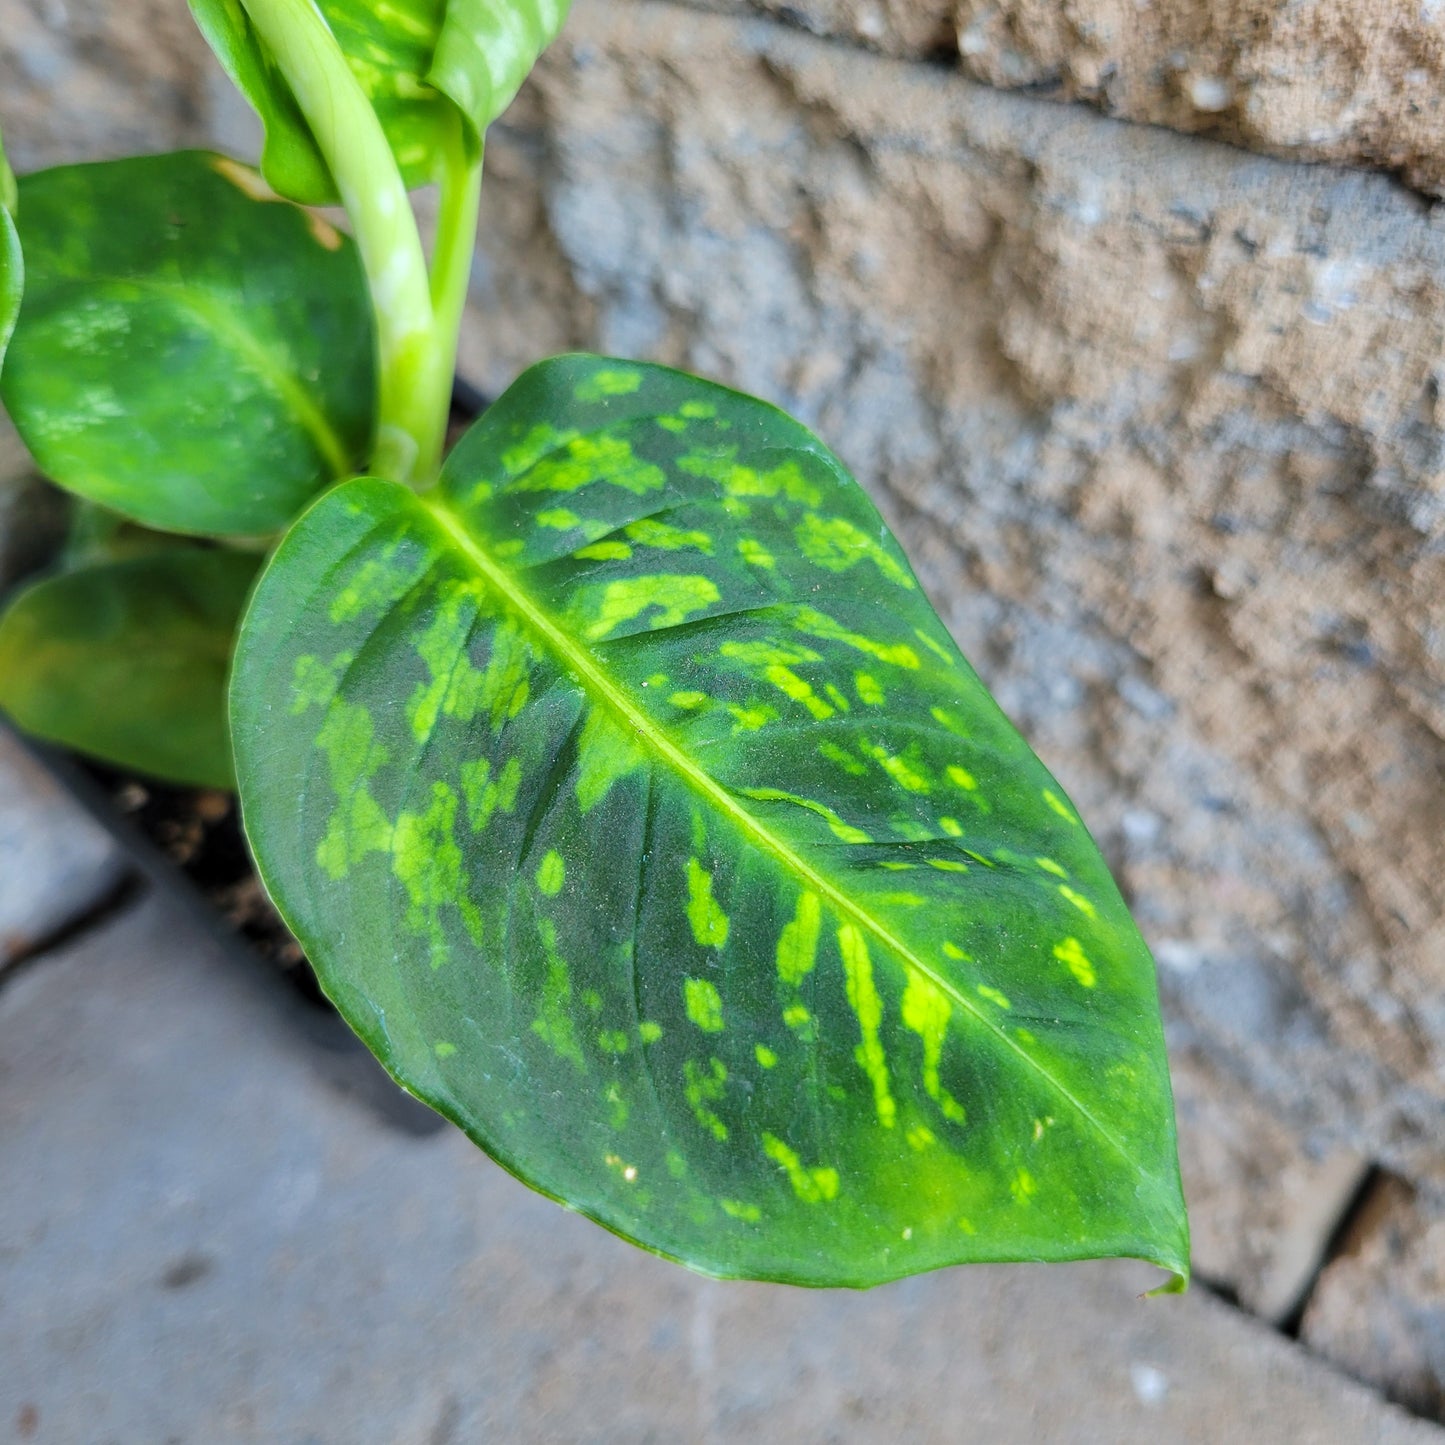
top-left (189, 0), bottom-right (573, 204)
top-left (0, 546), bottom-right (258, 788)
top-left (1, 152), bottom-right (374, 538)
top-left (234, 355), bottom-right (1188, 1288)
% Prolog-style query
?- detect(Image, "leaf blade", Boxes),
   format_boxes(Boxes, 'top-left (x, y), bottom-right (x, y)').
top-left (0, 153), bottom-right (374, 537)
top-left (234, 355), bottom-right (1188, 1287)
top-left (0, 547), bottom-right (258, 788)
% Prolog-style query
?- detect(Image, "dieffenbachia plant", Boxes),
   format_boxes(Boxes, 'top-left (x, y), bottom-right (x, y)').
top-left (0, 2), bottom-right (1189, 1289)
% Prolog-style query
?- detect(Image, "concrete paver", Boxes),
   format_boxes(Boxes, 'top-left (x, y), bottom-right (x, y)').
top-left (1, 893), bottom-right (1440, 1444)
top-left (0, 729), bottom-right (125, 971)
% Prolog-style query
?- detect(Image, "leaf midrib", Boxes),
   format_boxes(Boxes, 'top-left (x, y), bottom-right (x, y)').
top-left (421, 493), bottom-right (1172, 1200)
top-left (47, 272), bottom-right (353, 480)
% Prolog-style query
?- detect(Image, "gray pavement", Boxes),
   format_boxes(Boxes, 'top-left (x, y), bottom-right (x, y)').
top-left (3, 888), bottom-right (1440, 1444)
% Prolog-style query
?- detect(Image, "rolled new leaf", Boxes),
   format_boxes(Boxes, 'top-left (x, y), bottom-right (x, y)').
top-left (0, 152), bottom-right (374, 538)
top-left (0, 547), bottom-right (259, 789)
top-left (234, 355), bottom-right (1189, 1288)
top-left (0, 127), bottom-right (19, 378)
top-left (190, 0), bottom-right (572, 204)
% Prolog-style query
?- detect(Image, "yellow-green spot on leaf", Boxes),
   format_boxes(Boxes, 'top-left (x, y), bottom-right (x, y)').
top-left (680, 401), bottom-right (715, 420)
top-left (315, 700), bottom-right (391, 881)
top-left (720, 1199), bottom-right (762, 1222)
top-left (720, 639), bottom-right (821, 668)
top-left (685, 858), bottom-right (730, 948)
top-left (290, 651), bottom-right (353, 715)
top-left (676, 447), bottom-right (820, 506)
top-left (1043, 788), bottom-right (1079, 824)
top-left (625, 518), bottom-right (713, 554)
top-left (763, 664), bottom-right (834, 720)
top-left (532, 918), bottom-right (583, 1066)
top-left (576, 541), bottom-right (632, 562)
top-left (684, 977), bottom-right (725, 1033)
top-left (406, 580), bottom-right (489, 743)
top-left (669, 690), bottom-right (709, 711)
top-left (585, 574), bottom-right (721, 640)
top-left (575, 708), bottom-right (647, 814)
top-left (607, 1084), bottom-right (632, 1128)
top-left (684, 1057), bottom-right (729, 1140)
top-left (914, 628), bottom-right (955, 666)
top-left (761, 1133), bottom-right (840, 1204)
top-left (796, 513), bottom-right (914, 588)
top-left (522, 431), bottom-right (665, 497)
top-left (947, 764), bottom-right (979, 792)
top-left (656, 414), bottom-right (687, 434)
top-left (855, 671), bottom-right (885, 706)
top-left (838, 924), bottom-right (897, 1129)
top-left (901, 975), bottom-right (968, 1126)
top-left (791, 607), bottom-right (921, 669)
top-left (737, 538), bottom-right (774, 568)
top-left (575, 367), bottom-right (643, 400)
top-left (782, 1003), bottom-right (813, 1035)
top-left (1058, 886), bottom-right (1098, 921)
top-left (500, 422), bottom-right (580, 478)
top-left (877, 891), bottom-right (927, 907)
top-left (977, 985), bottom-right (1012, 1009)
top-left (928, 859), bottom-right (969, 874)
top-left (777, 890), bottom-right (822, 988)
top-left (639, 1021), bottom-right (663, 1044)
top-left (434, 1041), bottom-right (457, 1059)
top-left (825, 684), bottom-right (851, 713)
top-left (939, 816), bottom-right (963, 837)
top-left (392, 781), bottom-right (483, 967)
top-left (907, 1123), bottom-right (936, 1151)
top-left (729, 704), bottom-right (778, 732)
top-left (942, 941), bottom-right (972, 961)
top-left (666, 1150), bottom-right (688, 1179)
top-left (1036, 856), bottom-right (1068, 878)
top-left (581, 989), bottom-right (603, 1013)
top-left (879, 862), bottom-right (916, 872)
top-left (1011, 1168), bottom-right (1039, 1205)
top-left (537, 507), bottom-right (580, 530)
top-left (597, 1029), bottom-right (629, 1055)
top-left (818, 741), bottom-right (867, 776)
top-left (536, 849), bottom-right (565, 896)
top-left (741, 787), bottom-right (870, 844)
top-left (1054, 936), bottom-right (1098, 987)
top-left (328, 552), bottom-right (409, 625)
top-left (861, 740), bottom-right (931, 794)
top-left (494, 540), bottom-right (525, 559)
top-left (755, 1044), bottom-right (778, 1069)
top-left (459, 755), bottom-right (522, 832)
top-left (930, 706), bottom-right (968, 737)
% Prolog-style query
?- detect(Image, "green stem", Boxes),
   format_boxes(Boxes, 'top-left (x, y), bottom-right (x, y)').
top-left (423, 119), bottom-right (483, 483)
top-left (238, 0), bottom-right (438, 484)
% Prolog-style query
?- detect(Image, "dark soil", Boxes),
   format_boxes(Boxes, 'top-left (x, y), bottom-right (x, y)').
top-left (76, 760), bottom-right (331, 1011)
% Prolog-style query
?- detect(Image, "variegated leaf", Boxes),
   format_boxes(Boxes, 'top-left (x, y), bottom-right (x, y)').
top-left (0, 153), bottom-right (374, 538)
top-left (189, 0), bottom-right (572, 204)
top-left (234, 355), bottom-right (1188, 1288)
top-left (0, 547), bottom-right (258, 788)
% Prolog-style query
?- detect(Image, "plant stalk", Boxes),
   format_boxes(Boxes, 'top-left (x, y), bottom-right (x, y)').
top-left (237, 0), bottom-right (442, 484)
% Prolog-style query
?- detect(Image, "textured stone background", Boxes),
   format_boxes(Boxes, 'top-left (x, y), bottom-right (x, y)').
top-left (2, 0), bottom-right (1443, 1419)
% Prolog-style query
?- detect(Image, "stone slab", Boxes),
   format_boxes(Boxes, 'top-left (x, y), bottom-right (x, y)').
top-left (0, 728), bottom-right (126, 970)
top-left (1, 892), bottom-right (1439, 1444)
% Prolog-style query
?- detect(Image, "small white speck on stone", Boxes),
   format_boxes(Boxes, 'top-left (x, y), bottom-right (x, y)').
top-left (1187, 75), bottom-right (1232, 113)
top-left (1130, 1362), bottom-right (1169, 1406)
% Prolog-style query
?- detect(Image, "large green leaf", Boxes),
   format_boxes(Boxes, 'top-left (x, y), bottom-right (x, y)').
top-left (0, 547), bottom-right (258, 788)
top-left (189, 0), bottom-right (573, 204)
top-left (234, 355), bottom-right (1188, 1288)
top-left (0, 152), bottom-right (374, 538)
